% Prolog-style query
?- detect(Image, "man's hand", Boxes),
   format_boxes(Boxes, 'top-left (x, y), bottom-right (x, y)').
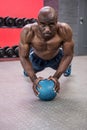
top-left (33, 77), bottom-right (44, 96)
top-left (48, 76), bottom-right (60, 93)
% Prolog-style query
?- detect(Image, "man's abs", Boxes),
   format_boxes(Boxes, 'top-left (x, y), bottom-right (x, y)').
top-left (34, 49), bottom-right (59, 60)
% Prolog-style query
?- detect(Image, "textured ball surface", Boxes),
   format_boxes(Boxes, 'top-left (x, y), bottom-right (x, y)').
top-left (36, 79), bottom-right (57, 101)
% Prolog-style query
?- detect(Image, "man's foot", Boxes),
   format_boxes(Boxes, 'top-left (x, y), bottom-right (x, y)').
top-left (64, 65), bottom-right (71, 77)
top-left (23, 71), bottom-right (28, 77)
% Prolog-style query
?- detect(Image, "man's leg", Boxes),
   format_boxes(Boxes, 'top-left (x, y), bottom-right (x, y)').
top-left (46, 48), bottom-right (72, 77)
top-left (58, 48), bottom-right (72, 77)
top-left (24, 48), bottom-right (72, 77)
top-left (24, 50), bottom-right (46, 76)
top-left (23, 71), bottom-right (29, 76)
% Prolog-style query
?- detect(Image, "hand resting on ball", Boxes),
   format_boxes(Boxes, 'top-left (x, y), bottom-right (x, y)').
top-left (33, 77), bottom-right (44, 96)
top-left (48, 76), bottom-right (60, 93)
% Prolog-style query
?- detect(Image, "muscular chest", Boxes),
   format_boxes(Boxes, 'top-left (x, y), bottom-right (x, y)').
top-left (32, 34), bottom-right (62, 51)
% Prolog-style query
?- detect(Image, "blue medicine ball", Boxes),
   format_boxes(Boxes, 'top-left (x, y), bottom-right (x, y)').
top-left (36, 79), bottom-right (57, 101)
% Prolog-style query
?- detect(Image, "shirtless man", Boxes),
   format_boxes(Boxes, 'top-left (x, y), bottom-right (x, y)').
top-left (19, 6), bottom-right (74, 95)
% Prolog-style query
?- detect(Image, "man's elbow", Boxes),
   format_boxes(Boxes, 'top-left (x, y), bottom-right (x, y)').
top-left (20, 55), bottom-right (29, 63)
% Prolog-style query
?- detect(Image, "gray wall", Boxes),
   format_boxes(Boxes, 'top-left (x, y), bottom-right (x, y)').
top-left (44, 0), bottom-right (58, 15)
top-left (58, 0), bottom-right (79, 55)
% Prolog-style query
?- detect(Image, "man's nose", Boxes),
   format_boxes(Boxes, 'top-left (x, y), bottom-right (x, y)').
top-left (45, 26), bottom-right (51, 33)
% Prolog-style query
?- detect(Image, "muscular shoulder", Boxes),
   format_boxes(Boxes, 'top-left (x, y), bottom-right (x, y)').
top-left (20, 22), bottom-right (38, 44)
top-left (57, 22), bottom-right (73, 42)
top-left (22, 22), bottom-right (38, 32)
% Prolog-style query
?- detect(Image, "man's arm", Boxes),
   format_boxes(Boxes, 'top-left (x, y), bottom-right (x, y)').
top-left (53, 23), bottom-right (74, 79)
top-left (19, 26), bottom-right (37, 82)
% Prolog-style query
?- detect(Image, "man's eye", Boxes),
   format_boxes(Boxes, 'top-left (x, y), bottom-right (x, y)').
top-left (50, 25), bottom-right (54, 27)
top-left (50, 24), bottom-right (54, 26)
top-left (41, 24), bottom-right (45, 27)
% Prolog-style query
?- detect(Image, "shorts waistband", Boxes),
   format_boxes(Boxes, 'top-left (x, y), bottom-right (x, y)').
top-left (30, 48), bottom-right (63, 62)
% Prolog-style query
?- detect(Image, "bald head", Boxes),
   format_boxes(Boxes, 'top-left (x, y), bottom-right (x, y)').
top-left (38, 6), bottom-right (57, 22)
top-left (37, 6), bottom-right (58, 40)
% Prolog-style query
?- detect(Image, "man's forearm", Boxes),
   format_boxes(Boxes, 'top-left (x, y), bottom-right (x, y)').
top-left (53, 55), bottom-right (73, 79)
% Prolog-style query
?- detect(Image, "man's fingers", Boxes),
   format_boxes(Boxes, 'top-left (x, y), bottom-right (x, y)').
top-left (35, 77), bottom-right (43, 85)
top-left (33, 84), bottom-right (39, 96)
top-left (48, 76), bottom-right (57, 83)
top-left (32, 77), bottom-right (44, 96)
top-left (55, 85), bottom-right (60, 93)
top-left (55, 81), bottom-right (60, 92)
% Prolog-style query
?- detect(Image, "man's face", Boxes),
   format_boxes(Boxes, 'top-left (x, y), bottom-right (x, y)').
top-left (38, 16), bottom-right (57, 40)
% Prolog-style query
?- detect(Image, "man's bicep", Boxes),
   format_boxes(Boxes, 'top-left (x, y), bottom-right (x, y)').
top-left (20, 27), bottom-right (28, 44)
top-left (19, 27), bottom-right (31, 58)
top-left (19, 42), bottom-right (30, 58)
top-left (63, 40), bottom-right (74, 56)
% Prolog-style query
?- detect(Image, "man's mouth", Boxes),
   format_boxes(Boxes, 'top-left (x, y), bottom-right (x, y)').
top-left (44, 33), bottom-right (52, 37)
